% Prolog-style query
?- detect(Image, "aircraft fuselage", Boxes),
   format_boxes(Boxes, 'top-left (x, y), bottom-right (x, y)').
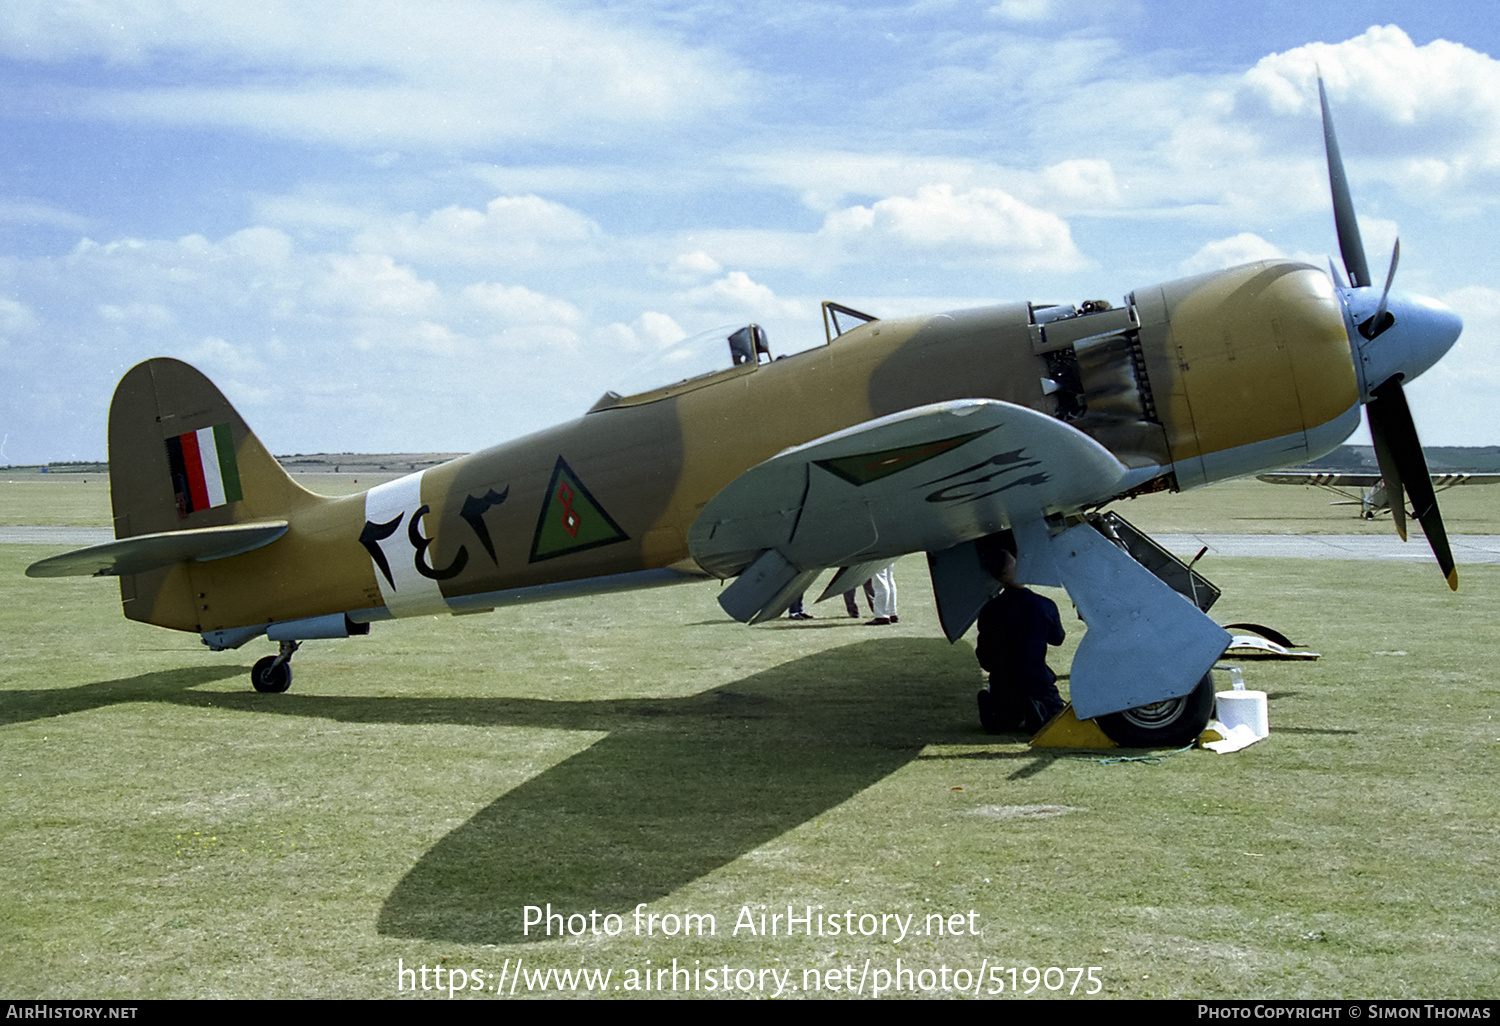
top-left (111, 259), bottom-right (1359, 640)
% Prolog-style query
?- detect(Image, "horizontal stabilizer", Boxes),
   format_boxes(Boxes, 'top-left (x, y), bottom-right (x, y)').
top-left (25, 521), bottom-right (289, 578)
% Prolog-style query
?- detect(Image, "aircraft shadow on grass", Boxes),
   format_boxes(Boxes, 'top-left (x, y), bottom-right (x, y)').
top-left (376, 636), bottom-right (983, 945)
top-left (14, 636), bottom-right (1019, 944)
top-left (0, 664), bottom-right (248, 726)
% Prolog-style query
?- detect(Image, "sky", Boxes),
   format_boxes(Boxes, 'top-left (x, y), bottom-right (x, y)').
top-left (3, 0), bottom-right (1500, 464)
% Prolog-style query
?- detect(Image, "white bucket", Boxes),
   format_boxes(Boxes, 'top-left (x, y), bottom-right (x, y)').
top-left (1216, 689), bottom-right (1269, 739)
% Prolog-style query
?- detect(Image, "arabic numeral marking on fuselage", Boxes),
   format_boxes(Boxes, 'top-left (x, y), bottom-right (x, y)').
top-left (408, 503), bottom-right (468, 581)
top-left (358, 513), bottom-right (404, 588)
top-left (359, 475), bottom-right (512, 616)
top-left (460, 487), bottom-right (510, 563)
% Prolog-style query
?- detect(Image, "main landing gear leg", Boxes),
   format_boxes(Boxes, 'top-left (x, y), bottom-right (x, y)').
top-left (251, 640), bottom-right (300, 693)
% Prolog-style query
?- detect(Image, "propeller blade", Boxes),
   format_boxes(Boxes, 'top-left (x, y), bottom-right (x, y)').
top-left (1319, 75), bottom-right (1372, 289)
top-left (1369, 377), bottom-right (1458, 590)
top-left (1327, 257), bottom-right (1348, 291)
top-left (1361, 238), bottom-right (1400, 340)
top-left (1366, 401), bottom-right (1407, 541)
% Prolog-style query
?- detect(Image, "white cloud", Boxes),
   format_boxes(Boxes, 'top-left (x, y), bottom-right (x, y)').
top-left (188, 335), bottom-right (267, 377)
top-left (636, 311), bottom-right (686, 348)
top-left (1353, 217), bottom-right (1400, 276)
top-left (866, 25), bottom-right (1500, 231)
top-left (1243, 25), bottom-right (1499, 123)
top-left (821, 184), bottom-right (1087, 271)
top-left (1178, 233), bottom-right (1286, 275)
top-left (314, 253), bottom-right (438, 315)
top-left (0, 298), bottom-right (39, 335)
top-left (673, 271), bottom-right (806, 321)
top-left (589, 311), bottom-right (686, 360)
top-left (354, 196), bottom-right (599, 266)
top-left (346, 319), bottom-right (469, 357)
top-left (666, 251), bottom-right (723, 281)
top-left (5, 0), bottom-right (741, 147)
top-left (219, 226), bottom-right (295, 268)
top-left (736, 150), bottom-right (995, 213)
top-left (460, 283), bottom-right (582, 328)
top-left (1040, 159), bottom-right (1122, 207)
top-left (254, 194), bottom-right (383, 234)
top-left (989, 0), bottom-right (1059, 22)
top-left (98, 301), bottom-right (174, 328)
top-left (1238, 26), bottom-right (1500, 199)
top-left (8, 15), bottom-right (1500, 457)
top-left (65, 229), bottom-right (300, 296)
top-left (0, 199), bottom-right (91, 233)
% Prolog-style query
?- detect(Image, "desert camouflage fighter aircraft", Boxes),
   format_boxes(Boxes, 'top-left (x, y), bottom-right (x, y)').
top-left (27, 81), bottom-right (1464, 746)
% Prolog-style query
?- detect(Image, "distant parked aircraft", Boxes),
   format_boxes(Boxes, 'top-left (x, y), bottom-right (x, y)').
top-left (1258, 471), bottom-right (1500, 519)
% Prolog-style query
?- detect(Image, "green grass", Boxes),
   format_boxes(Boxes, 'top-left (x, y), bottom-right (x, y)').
top-left (7, 470), bottom-right (1500, 534)
top-left (1118, 476), bottom-right (1500, 535)
top-left (0, 476), bottom-right (114, 527)
top-left (0, 471), bottom-right (392, 527)
top-left (3, 535), bottom-right (1497, 999)
top-left (8, 471), bottom-right (1500, 534)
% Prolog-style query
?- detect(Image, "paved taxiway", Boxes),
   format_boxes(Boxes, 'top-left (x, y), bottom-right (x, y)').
top-left (1154, 534), bottom-right (1500, 564)
top-left (6, 527), bottom-right (1500, 565)
top-left (4, 527), bottom-right (114, 545)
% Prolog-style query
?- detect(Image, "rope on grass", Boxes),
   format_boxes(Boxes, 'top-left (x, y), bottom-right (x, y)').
top-left (1069, 743), bottom-right (1196, 766)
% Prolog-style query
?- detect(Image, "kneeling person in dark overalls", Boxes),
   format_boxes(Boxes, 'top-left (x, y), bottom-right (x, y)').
top-left (975, 550), bottom-right (1066, 734)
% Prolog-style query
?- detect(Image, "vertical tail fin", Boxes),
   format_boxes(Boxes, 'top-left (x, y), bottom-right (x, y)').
top-left (108, 358), bottom-right (318, 539)
top-left (108, 358), bottom-right (323, 629)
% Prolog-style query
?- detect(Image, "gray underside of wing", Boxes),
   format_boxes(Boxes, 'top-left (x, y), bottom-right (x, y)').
top-left (689, 399), bottom-right (1134, 623)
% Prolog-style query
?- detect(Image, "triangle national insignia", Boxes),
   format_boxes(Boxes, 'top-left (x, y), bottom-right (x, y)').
top-left (529, 457), bottom-right (629, 562)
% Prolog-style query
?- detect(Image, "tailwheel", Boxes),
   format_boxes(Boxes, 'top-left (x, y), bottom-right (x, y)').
top-left (1096, 672), bottom-right (1216, 748)
top-left (250, 641), bottom-right (299, 693)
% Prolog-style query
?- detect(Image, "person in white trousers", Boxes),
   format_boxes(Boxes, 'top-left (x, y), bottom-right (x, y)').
top-left (867, 563), bottom-right (898, 625)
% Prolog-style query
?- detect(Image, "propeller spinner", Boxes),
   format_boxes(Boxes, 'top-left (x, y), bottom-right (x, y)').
top-left (1318, 76), bottom-right (1463, 589)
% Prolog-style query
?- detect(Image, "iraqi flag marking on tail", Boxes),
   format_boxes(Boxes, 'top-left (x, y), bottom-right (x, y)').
top-left (166, 424), bottom-right (243, 517)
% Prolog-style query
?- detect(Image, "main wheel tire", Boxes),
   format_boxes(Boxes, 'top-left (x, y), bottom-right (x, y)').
top-left (251, 655), bottom-right (292, 694)
top-left (1097, 672), bottom-right (1215, 748)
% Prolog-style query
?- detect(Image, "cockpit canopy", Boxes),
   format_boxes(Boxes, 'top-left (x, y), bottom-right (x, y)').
top-left (589, 303), bottom-right (880, 413)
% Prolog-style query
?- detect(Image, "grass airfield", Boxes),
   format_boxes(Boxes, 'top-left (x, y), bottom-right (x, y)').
top-left (8, 469), bottom-right (1500, 534)
top-left (2, 476), bottom-right (1498, 999)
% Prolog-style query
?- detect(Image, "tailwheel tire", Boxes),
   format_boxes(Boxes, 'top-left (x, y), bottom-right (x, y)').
top-left (1097, 672), bottom-right (1216, 748)
top-left (251, 655), bottom-right (292, 694)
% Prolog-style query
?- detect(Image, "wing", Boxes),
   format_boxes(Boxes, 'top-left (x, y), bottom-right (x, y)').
top-left (1433, 473), bottom-right (1500, 490)
top-left (688, 398), bottom-right (1140, 623)
top-left (1256, 472), bottom-right (1382, 487)
top-left (691, 398), bottom-right (1230, 720)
